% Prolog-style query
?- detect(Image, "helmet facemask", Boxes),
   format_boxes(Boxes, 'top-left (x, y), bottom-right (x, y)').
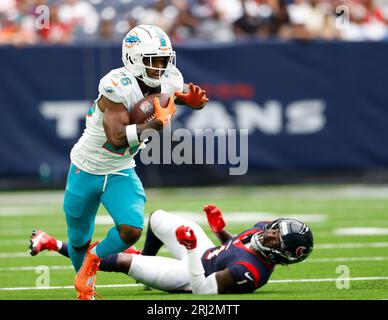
top-left (251, 222), bottom-right (285, 264)
top-left (124, 51), bottom-right (176, 88)
top-left (141, 53), bottom-right (176, 88)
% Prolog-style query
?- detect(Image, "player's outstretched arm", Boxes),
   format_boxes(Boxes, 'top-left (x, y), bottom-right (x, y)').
top-left (203, 204), bottom-right (234, 244)
top-left (99, 96), bottom-right (167, 150)
top-left (174, 83), bottom-right (209, 110)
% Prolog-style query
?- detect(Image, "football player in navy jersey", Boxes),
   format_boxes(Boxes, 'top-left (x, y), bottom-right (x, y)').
top-left (29, 205), bottom-right (313, 295)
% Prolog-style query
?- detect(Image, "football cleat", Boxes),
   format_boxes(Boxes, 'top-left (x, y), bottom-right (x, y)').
top-left (29, 229), bottom-right (58, 256)
top-left (123, 245), bottom-right (142, 255)
top-left (76, 285), bottom-right (105, 300)
top-left (76, 286), bottom-right (96, 300)
top-left (74, 241), bottom-right (101, 299)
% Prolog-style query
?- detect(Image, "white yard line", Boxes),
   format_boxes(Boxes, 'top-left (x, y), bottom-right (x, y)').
top-left (0, 240), bottom-right (31, 246)
top-left (306, 256), bottom-right (388, 263)
top-left (334, 227), bottom-right (388, 236)
top-left (1, 256), bottom-right (388, 271)
top-left (0, 284), bottom-right (141, 291)
top-left (0, 210), bottom-right (58, 217)
top-left (0, 185), bottom-right (387, 206)
top-left (315, 242), bottom-right (388, 249)
top-left (1, 276), bottom-right (388, 291)
top-left (0, 192), bottom-right (64, 205)
top-left (0, 252), bottom-right (57, 258)
top-left (0, 208), bottom-right (328, 223)
top-left (0, 265), bottom-right (73, 271)
top-left (2, 241), bottom-right (388, 258)
top-left (269, 277), bottom-right (388, 283)
top-left (94, 212), bottom-right (327, 226)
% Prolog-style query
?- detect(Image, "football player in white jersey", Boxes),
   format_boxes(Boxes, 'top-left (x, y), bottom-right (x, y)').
top-left (63, 24), bottom-right (208, 300)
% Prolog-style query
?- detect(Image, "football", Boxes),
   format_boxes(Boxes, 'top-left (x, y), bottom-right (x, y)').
top-left (130, 93), bottom-right (170, 124)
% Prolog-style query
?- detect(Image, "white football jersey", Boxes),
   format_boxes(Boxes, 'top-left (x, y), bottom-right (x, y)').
top-left (70, 65), bottom-right (184, 175)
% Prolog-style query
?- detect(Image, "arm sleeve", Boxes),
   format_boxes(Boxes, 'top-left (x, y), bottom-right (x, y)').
top-left (186, 248), bottom-right (218, 294)
top-left (226, 263), bottom-right (258, 293)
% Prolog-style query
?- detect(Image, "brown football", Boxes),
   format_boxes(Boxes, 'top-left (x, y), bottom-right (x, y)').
top-left (130, 93), bottom-right (170, 124)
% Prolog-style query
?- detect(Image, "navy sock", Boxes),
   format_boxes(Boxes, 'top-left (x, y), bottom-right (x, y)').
top-left (141, 222), bottom-right (163, 256)
top-left (99, 254), bottom-right (128, 273)
top-left (58, 243), bottom-right (69, 258)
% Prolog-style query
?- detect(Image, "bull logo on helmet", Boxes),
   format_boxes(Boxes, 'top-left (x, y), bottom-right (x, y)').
top-left (295, 246), bottom-right (307, 259)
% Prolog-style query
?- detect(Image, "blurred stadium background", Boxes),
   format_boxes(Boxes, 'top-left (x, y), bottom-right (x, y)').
top-left (0, 0), bottom-right (388, 300)
top-left (1, 0), bottom-right (388, 188)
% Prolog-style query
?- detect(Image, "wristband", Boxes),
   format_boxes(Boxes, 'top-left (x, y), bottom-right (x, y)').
top-left (125, 124), bottom-right (140, 148)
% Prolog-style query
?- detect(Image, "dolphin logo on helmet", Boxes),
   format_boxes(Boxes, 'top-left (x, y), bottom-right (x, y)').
top-left (125, 34), bottom-right (141, 48)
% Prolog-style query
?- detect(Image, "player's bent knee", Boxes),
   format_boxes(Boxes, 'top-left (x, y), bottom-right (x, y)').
top-left (149, 209), bottom-right (163, 222)
top-left (117, 224), bottom-right (142, 245)
top-left (149, 209), bottom-right (170, 231)
top-left (72, 239), bottom-right (91, 252)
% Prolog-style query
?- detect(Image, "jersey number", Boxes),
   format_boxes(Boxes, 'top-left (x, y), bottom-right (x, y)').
top-left (205, 245), bottom-right (226, 260)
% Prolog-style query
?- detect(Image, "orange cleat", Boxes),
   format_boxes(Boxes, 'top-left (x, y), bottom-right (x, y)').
top-left (74, 241), bottom-right (101, 300)
top-left (76, 289), bottom-right (96, 300)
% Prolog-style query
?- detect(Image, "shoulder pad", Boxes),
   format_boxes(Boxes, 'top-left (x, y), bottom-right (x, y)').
top-left (99, 70), bottom-right (133, 105)
top-left (161, 66), bottom-right (184, 95)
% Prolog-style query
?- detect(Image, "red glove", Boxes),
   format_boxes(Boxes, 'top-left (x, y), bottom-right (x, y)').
top-left (203, 204), bottom-right (226, 233)
top-left (175, 225), bottom-right (197, 250)
top-left (174, 83), bottom-right (209, 110)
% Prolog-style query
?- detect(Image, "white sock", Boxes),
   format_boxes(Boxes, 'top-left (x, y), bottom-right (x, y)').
top-left (90, 246), bottom-right (98, 256)
top-left (56, 240), bottom-right (62, 251)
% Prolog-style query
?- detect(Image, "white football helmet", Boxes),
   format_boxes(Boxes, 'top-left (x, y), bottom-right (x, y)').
top-left (122, 25), bottom-right (176, 88)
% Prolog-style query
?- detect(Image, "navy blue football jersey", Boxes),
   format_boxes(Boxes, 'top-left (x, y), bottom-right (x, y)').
top-left (201, 221), bottom-right (275, 293)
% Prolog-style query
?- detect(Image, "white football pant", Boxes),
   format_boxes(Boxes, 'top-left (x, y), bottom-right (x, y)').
top-left (127, 209), bottom-right (215, 292)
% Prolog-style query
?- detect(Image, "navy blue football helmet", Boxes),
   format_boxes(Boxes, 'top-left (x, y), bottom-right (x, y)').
top-left (251, 218), bottom-right (314, 265)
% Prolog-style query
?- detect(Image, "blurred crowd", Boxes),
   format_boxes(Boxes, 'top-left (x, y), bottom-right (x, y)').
top-left (1, 0), bottom-right (388, 46)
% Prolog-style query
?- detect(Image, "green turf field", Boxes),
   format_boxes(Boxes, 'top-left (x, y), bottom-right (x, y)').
top-left (0, 185), bottom-right (387, 300)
